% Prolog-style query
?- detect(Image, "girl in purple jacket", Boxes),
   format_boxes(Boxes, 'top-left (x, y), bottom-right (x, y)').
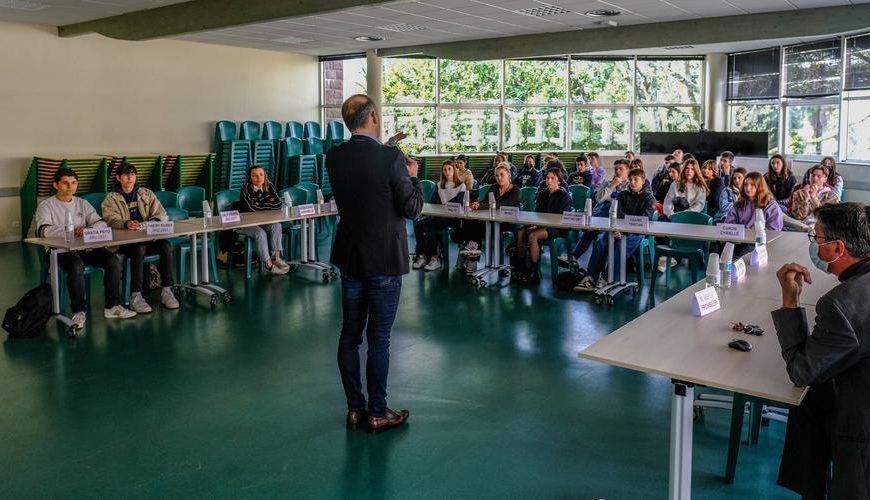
top-left (724, 171), bottom-right (784, 231)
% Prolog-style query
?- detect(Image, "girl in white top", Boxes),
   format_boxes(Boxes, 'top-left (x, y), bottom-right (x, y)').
top-left (413, 161), bottom-right (466, 272)
top-left (663, 158), bottom-right (709, 219)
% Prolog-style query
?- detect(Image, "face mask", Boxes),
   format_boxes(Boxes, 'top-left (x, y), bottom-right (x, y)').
top-left (809, 240), bottom-right (841, 274)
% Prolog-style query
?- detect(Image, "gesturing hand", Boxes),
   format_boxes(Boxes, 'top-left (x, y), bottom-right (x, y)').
top-left (776, 263), bottom-right (812, 309)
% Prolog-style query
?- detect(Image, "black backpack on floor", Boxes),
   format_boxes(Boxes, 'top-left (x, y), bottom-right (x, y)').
top-left (3, 284), bottom-right (52, 339)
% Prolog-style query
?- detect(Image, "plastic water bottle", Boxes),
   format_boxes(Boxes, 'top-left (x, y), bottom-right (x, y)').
top-left (706, 253), bottom-right (721, 288)
top-left (282, 191), bottom-right (293, 218)
top-left (463, 190), bottom-right (471, 214)
top-left (488, 191), bottom-right (496, 217)
top-left (754, 208), bottom-right (766, 245)
top-left (609, 198), bottom-right (618, 228)
top-left (63, 210), bottom-right (74, 243)
top-left (202, 200), bottom-right (212, 228)
top-left (720, 242), bottom-right (734, 289)
top-left (584, 198), bottom-right (592, 219)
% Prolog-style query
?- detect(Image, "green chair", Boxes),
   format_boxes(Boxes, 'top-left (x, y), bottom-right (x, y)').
top-left (303, 121), bottom-right (321, 139)
top-left (239, 121), bottom-right (261, 140)
top-left (262, 121), bottom-right (282, 140)
top-left (420, 180), bottom-right (437, 204)
top-left (81, 192), bottom-right (106, 217)
top-left (279, 187), bottom-right (308, 262)
top-left (654, 211), bottom-right (714, 287)
top-left (294, 182), bottom-right (319, 203)
top-left (567, 184), bottom-right (591, 211)
top-left (40, 253), bottom-right (99, 315)
top-left (477, 184), bottom-right (492, 202)
top-left (303, 137), bottom-right (324, 156)
top-left (285, 121), bottom-right (304, 139)
top-left (154, 190), bottom-right (178, 210)
top-left (519, 186), bottom-right (538, 211)
top-left (177, 186), bottom-right (206, 218)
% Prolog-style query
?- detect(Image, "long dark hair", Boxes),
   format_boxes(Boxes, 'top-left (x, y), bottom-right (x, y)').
top-left (821, 156), bottom-right (838, 186)
top-left (767, 154), bottom-right (791, 182)
top-left (247, 165), bottom-right (272, 192)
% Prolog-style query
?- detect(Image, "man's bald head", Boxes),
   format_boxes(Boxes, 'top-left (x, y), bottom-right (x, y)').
top-left (342, 94), bottom-right (376, 132)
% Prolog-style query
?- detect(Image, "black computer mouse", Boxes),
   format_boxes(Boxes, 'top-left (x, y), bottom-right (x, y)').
top-left (728, 339), bottom-right (752, 352)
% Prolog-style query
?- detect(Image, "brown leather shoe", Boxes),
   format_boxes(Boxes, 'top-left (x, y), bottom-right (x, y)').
top-left (367, 408), bottom-right (409, 434)
top-left (346, 409), bottom-right (368, 430)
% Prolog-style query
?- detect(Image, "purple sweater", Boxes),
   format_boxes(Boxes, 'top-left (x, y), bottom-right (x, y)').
top-left (723, 199), bottom-right (783, 231)
top-left (590, 166), bottom-right (606, 190)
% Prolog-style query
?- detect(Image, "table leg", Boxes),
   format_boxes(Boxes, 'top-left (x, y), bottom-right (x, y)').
top-left (200, 233), bottom-right (209, 283)
top-left (493, 221), bottom-right (501, 267)
top-left (190, 233), bottom-right (199, 285)
top-left (300, 219), bottom-right (309, 262)
top-left (308, 217), bottom-right (316, 262)
top-left (669, 381), bottom-right (694, 500)
top-left (607, 232), bottom-right (615, 284)
top-left (620, 234), bottom-right (627, 285)
top-left (49, 248), bottom-right (61, 315)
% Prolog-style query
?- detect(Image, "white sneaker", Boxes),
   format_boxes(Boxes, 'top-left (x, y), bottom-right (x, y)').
top-left (130, 292), bottom-right (153, 314)
top-left (657, 257), bottom-right (668, 273)
top-left (71, 311), bottom-right (86, 329)
top-left (423, 256), bottom-right (441, 271)
top-left (267, 262), bottom-right (289, 275)
top-left (104, 305), bottom-right (137, 319)
top-left (597, 278), bottom-right (609, 288)
top-left (412, 255), bottom-right (428, 270)
top-left (161, 287), bottom-right (180, 309)
top-left (573, 277), bottom-right (596, 292)
top-left (273, 256), bottom-right (290, 271)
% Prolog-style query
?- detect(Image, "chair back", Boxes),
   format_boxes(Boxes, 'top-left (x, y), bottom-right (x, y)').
top-left (303, 121), bottom-right (322, 139)
top-left (325, 120), bottom-right (346, 141)
top-left (177, 186), bottom-right (206, 217)
top-left (420, 180), bottom-right (437, 204)
top-left (294, 182), bottom-right (319, 203)
top-left (303, 137), bottom-right (324, 155)
top-left (278, 187), bottom-right (308, 207)
top-left (478, 184), bottom-right (492, 202)
top-left (669, 211), bottom-right (714, 252)
top-left (285, 121), bottom-right (304, 139)
top-left (262, 121), bottom-right (282, 140)
top-left (165, 207), bottom-right (189, 221)
top-left (239, 121), bottom-right (261, 140)
top-left (81, 192), bottom-right (106, 217)
top-left (520, 186), bottom-right (538, 211)
top-left (567, 184), bottom-right (591, 211)
top-left (154, 190), bottom-right (178, 209)
top-left (215, 189), bottom-right (240, 213)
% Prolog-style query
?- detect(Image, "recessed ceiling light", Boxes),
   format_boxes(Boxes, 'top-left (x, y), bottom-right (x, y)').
top-left (354, 35), bottom-right (385, 42)
top-left (584, 9), bottom-right (621, 17)
top-left (377, 23), bottom-right (426, 33)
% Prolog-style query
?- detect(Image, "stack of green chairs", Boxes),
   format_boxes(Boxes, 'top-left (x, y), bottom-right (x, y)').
top-left (103, 155), bottom-right (162, 191)
top-left (303, 121), bottom-right (321, 140)
top-left (285, 121), bottom-right (304, 139)
top-left (262, 121), bottom-right (282, 140)
top-left (282, 154), bottom-right (318, 187)
top-left (239, 121), bottom-right (261, 141)
top-left (278, 137), bottom-right (304, 190)
top-left (325, 121), bottom-right (346, 152)
top-left (422, 155), bottom-right (452, 182)
top-left (318, 158), bottom-right (333, 199)
top-left (175, 154), bottom-right (214, 199)
top-left (469, 155), bottom-right (496, 179)
top-left (278, 187), bottom-right (308, 261)
top-left (303, 137), bottom-right (324, 156)
top-left (220, 140), bottom-right (252, 190)
top-left (251, 140), bottom-right (276, 181)
top-left (213, 121), bottom-right (237, 166)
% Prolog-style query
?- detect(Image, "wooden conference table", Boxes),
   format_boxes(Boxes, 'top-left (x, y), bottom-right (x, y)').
top-left (25, 204), bottom-right (338, 336)
top-left (580, 232), bottom-right (835, 499)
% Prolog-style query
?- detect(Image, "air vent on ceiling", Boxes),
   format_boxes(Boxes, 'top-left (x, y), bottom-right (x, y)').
top-left (515, 5), bottom-right (571, 17)
top-left (664, 45), bottom-right (694, 50)
top-left (377, 23), bottom-right (426, 33)
top-left (273, 36), bottom-right (314, 44)
top-left (0, 0), bottom-right (49, 11)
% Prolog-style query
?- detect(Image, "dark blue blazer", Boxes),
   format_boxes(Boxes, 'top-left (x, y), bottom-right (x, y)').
top-left (326, 134), bottom-right (423, 277)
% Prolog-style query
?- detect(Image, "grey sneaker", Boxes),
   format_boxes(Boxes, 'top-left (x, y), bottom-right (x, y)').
top-left (273, 256), bottom-right (290, 271)
top-left (573, 277), bottom-right (596, 293)
top-left (130, 292), bottom-right (152, 314)
top-left (104, 305), bottom-right (137, 319)
top-left (267, 262), bottom-right (289, 275)
top-left (161, 287), bottom-right (180, 309)
top-left (412, 255), bottom-right (428, 270)
top-left (71, 311), bottom-right (86, 329)
top-left (463, 258), bottom-right (478, 274)
top-left (423, 256), bottom-right (441, 271)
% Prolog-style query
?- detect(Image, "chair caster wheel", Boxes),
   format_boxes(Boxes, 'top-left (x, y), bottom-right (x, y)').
top-left (67, 326), bottom-right (79, 338)
top-left (223, 293), bottom-right (232, 303)
top-left (210, 296), bottom-right (217, 309)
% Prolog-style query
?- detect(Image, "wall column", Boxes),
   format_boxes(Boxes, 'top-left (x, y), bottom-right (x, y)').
top-left (705, 53), bottom-right (728, 131)
top-left (366, 49), bottom-right (383, 112)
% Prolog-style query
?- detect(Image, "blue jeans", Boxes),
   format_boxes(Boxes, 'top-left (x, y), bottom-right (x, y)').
top-left (586, 233), bottom-right (644, 282)
top-left (337, 274), bottom-right (402, 417)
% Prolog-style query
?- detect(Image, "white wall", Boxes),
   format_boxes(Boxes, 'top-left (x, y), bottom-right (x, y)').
top-left (0, 20), bottom-right (319, 241)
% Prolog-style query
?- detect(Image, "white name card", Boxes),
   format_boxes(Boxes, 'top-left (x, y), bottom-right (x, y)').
top-left (750, 244), bottom-right (768, 268)
top-left (145, 221), bottom-right (175, 236)
top-left (626, 215), bottom-right (650, 230)
top-left (445, 202), bottom-right (464, 215)
top-left (219, 210), bottom-right (241, 224)
top-left (297, 204), bottom-right (316, 217)
top-left (561, 211), bottom-right (584, 225)
top-left (717, 223), bottom-right (746, 240)
top-left (499, 206), bottom-right (519, 220)
top-left (83, 227), bottom-right (113, 243)
top-left (692, 286), bottom-right (721, 317)
top-left (731, 259), bottom-right (746, 282)
top-left (328, 200), bottom-right (337, 212)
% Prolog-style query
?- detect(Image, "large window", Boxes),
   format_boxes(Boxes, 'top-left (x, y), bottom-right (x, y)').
top-left (323, 55), bottom-right (704, 154)
top-left (727, 33), bottom-right (870, 162)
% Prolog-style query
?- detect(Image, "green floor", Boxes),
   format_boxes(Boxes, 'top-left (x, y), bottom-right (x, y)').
top-left (0, 233), bottom-right (797, 499)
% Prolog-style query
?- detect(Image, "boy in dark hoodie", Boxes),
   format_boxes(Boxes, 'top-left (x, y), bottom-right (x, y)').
top-left (574, 168), bottom-right (655, 292)
top-left (513, 155), bottom-right (541, 188)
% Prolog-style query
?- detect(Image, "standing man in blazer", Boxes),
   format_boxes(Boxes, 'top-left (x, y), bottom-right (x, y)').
top-left (773, 202), bottom-right (870, 498)
top-left (327, 94), bottom-right (423, 433)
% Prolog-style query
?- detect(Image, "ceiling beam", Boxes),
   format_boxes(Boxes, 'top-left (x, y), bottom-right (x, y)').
top-left (58, 0), bottom-right (392, 40)
top-left (378, 5), bottom-right (870, 60)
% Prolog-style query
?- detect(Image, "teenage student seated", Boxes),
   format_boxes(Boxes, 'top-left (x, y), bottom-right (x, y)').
top-left (454, 154), bottom-right (475, 190)
top-left (764, 154), bottom-right (797, 212)
top-left (513, 155), bottom-right (541, 188)
top-left (574, 168), bottom-right (656, 292)
top-left (513, 167), bottom-right (572, 284)
top-left (102, 162), bottom-right (179, 313)
top-left (820, 156), bottom-right (844, 199)
top-left (651, 154), bottom-right (676, 195)
top-left (786, 164), bottom-right (839, 231)
top-left (724, 171), bottom-right (784, 231)
top-left (33, 168), bottom-right (136, 329)
top-left (238, 165), bottom-right (289, 275)
top-left (587, 152), bottom-right (606, 190)
top-left (413, 160), bottom-right (466, 272)
top-left (654, 162), bottom-right (680, 204)
top-left (662, 159), bottom-right (708, 220)
top-left (455, 163), bottom-right (520, 274)
top-left (567, 155), bottom-right (592, 187)
top-left (701, 159), bottom-right (732, 223)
